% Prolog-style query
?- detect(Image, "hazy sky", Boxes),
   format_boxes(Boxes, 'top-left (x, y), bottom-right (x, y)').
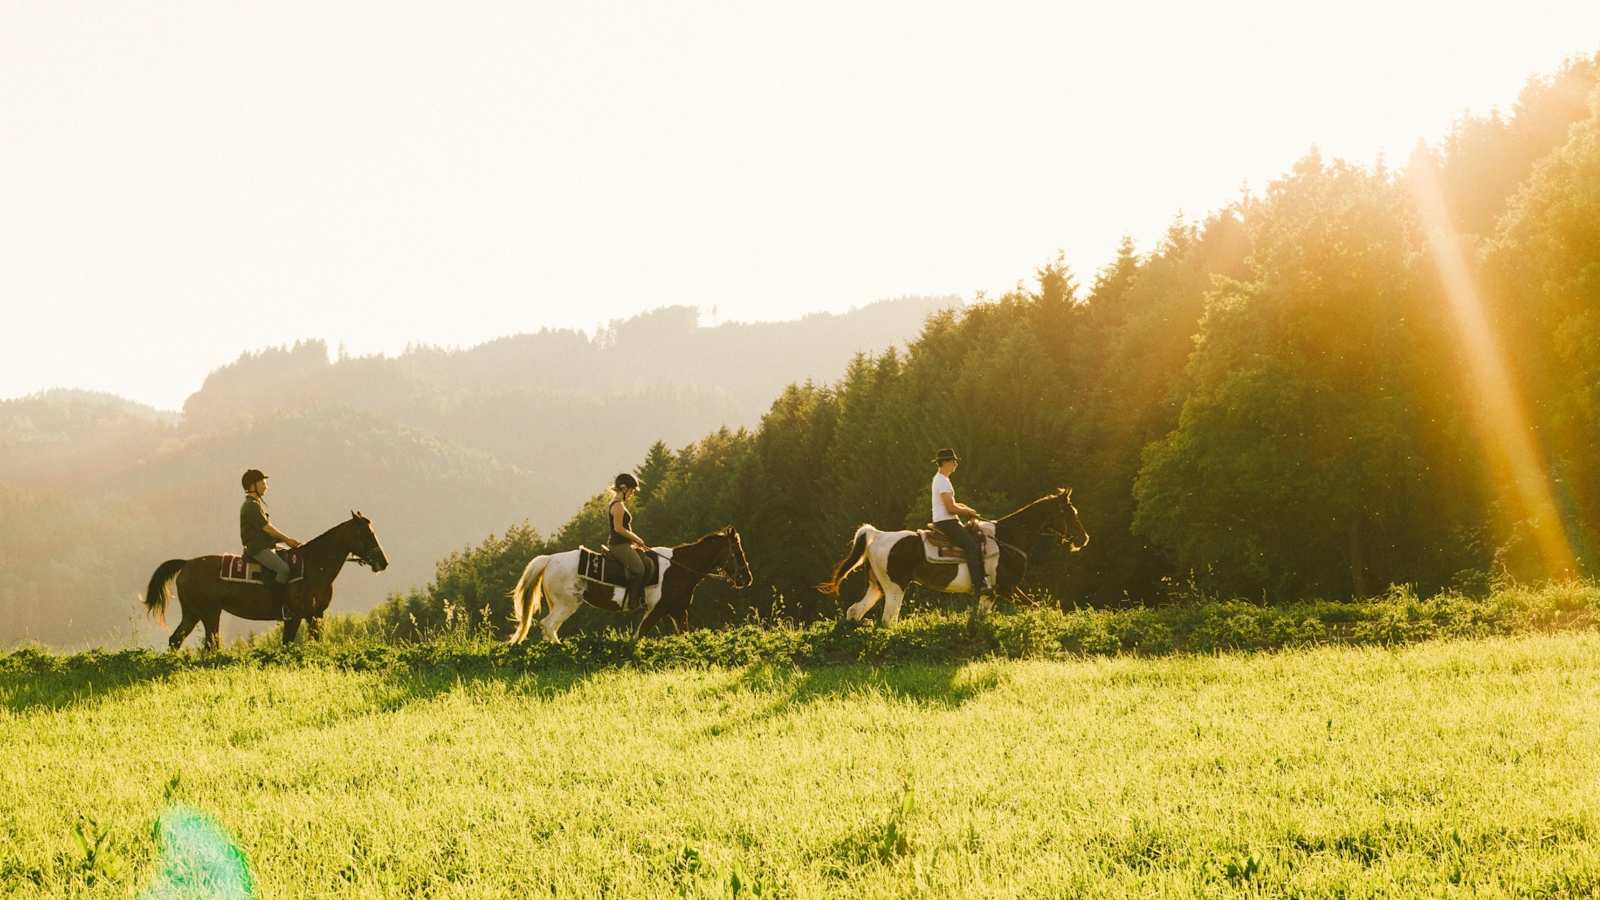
top-left (5, 2), bottom-right (1598, 410)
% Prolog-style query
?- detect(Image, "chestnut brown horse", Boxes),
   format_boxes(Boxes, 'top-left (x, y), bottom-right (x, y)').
top-left (144, 512), bottom-right (389, 649)
top-left (818, 488), bottom-right (1089, 625)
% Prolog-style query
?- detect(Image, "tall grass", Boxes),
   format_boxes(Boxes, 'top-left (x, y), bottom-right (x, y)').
top-left (3, 632), bottom-right (1599, 896)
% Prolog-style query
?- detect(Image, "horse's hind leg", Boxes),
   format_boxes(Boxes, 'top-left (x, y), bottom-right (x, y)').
top-left (307, 617), bottom-right (324, 641)
top-left (168, 615), bottom-right (200, 651)
top-left (540, 595), bottom-right (580, 644)
top-left (200, 611), bottom-right (222, 651)
top-left (846, 571), bottom-right (884, 623)
top-left (880, 582), bottom-right (908, 626)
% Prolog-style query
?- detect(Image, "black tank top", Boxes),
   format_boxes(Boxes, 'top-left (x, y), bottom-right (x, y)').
top-left (608, 501), bottom-right (633, 545)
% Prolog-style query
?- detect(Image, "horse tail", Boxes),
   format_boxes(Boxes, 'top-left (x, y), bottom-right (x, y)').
top-left (508, 554), bottom-right (550, 643)
top-left (817, 525), bottom-right (874, 595)
top-left (144, 559), bottom-right (187, 626)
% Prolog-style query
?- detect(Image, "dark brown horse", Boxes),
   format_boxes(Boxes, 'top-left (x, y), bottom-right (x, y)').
top-left (144, 512), bottom-right (389, 649)
top-left (818, 488), bottom-right (1089, 624)
top-left (507, 526), bottom-right (753, 642)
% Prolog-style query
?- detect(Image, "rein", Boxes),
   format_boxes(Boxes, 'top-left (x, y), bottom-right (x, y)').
top-left (654, 538), bottom-right (746, 586)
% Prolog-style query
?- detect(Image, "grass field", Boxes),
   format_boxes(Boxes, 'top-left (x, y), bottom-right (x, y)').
top-left (4, 619), bottom-right (1600, 897)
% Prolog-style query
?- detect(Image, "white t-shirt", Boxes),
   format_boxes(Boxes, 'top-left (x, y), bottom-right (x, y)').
top-left (931, 472), bottom-right (957, 523)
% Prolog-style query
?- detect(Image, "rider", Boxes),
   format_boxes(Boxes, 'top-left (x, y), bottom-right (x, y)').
top-left (606, 473), bottom-right (650, 611)
top-left (240, 469), bottom-right (303, 620)
top-left (931, 448), bottom-right (990, 597)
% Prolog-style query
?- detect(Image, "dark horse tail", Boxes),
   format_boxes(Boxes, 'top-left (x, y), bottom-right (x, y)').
top-left (817, 526), bottom-right (872, 595)
top-left (145, 559), bottom-right (186, 626)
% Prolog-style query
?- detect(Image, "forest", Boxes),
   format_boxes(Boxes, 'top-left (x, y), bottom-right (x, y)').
top-left (372, 54), bottom-right (1600, 637)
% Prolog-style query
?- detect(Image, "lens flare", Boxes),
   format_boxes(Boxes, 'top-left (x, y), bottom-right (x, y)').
top-left (1409, 156), bottom-right (1578, 578)
top-left (139, 805), bottom-right (255, 899)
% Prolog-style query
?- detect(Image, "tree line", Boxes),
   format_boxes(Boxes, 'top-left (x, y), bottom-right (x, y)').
top-left (374, 54), bottom-right (1600, 638)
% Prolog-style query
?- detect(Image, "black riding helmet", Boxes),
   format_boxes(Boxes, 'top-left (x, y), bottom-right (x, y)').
top-left (614, 473), bottom-right (640, 491)
top-left (241, 468), bottom-right (268, 490)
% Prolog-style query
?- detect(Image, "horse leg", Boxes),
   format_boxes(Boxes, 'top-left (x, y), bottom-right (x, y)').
top-left (168, 615), bottom-right (199, 651)
top-left (282, 617), bottom-right (301, 644)
top-left (846, 572), bottom-right (884, 623)
top-left (635, 599), bottom-right (667, 638)
top-left (540, 595), bottom-right (580, 644)
top-left (881, 582), bottom-right (908, 626)
top-left (308, 617), bottom-right (324, 641)
top-left (201, 611), bottom-right (222, 651)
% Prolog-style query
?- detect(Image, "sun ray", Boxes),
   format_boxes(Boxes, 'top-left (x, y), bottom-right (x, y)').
top-left (1408, 156), bottom-right (1577, 578)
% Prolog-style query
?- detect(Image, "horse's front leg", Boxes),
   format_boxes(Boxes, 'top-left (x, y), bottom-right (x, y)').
top-left (282, 618), bottom-right (301, 644)
top-left (307, 617), bottom-right (324, 641)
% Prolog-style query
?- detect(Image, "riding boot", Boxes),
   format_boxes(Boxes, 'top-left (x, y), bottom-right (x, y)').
top-left (267, 579), bottom-right (292, 620)
top-left (623, 574), bottom-right (646, 612)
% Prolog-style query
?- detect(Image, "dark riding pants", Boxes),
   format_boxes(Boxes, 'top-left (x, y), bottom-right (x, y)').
top-left (935, 520), bottom-right (989, 592)
top-left (607, 543), bottom-right (647, 607)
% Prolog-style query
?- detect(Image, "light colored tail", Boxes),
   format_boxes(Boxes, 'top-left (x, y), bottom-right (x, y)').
top-left (817, 525), bottom-right (875, 595)
top-left (508, 554), bottom-right (550, 644)
top-left (144, 559), bottom-right (187, 626)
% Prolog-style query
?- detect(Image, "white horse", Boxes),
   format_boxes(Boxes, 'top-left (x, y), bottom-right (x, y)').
top-left (507, 527), bottom-right (752, 643)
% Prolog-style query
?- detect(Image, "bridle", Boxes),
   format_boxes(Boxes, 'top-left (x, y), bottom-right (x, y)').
top-left (658, 535), bottom-right (751, 588)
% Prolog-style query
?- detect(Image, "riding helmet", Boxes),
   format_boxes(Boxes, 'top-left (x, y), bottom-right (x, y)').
top-left (614, 472), bottom-right (640, 490)
top-left (241, 468), bottom-right (268, 490)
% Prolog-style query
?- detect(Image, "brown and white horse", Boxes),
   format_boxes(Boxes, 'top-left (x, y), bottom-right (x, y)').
top-left (507, 526), bottom-right (753, 643)
top-left (818, 488), bottom-right (1088, 625)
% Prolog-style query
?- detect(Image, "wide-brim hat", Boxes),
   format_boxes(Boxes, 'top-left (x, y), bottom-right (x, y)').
top-left (931, 448), bottom-right (961, 464)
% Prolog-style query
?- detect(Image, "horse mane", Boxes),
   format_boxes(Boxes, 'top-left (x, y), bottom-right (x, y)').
top-left (671, 527), bottom-right (733, 550)
top-left (997, 491), bottom-right (1061, 524)
top-left (301, 515), bottom-right (359, 552)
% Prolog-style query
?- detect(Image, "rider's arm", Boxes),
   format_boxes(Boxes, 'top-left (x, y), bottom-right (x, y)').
top-left (940, 491), bottom-right (979, 520)
top-left (264, 523), bottom-right (301, 548)
top-left (612, 504), bottom-right (646, 547)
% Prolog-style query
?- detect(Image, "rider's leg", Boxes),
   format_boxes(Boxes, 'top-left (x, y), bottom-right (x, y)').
top-left (252, 549), bottom-right (293, 619)
top-left (610, 544), bottom-right (647, 611)
top-left (935, 520), bottom-right (989, 594)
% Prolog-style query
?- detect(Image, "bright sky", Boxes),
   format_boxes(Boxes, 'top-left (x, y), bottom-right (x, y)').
top-left (4, 2), bottom-right (1597, 410)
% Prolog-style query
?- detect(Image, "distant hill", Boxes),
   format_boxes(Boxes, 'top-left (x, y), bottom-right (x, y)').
top-left (0, 297), bottom-right (957, 647)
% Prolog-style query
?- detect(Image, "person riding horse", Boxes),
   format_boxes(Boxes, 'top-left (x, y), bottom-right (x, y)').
top-left (930, 448), bottom-right (990, 598)
top-left (239, 468), bottom-right (303, 620)
top-left (606, 473), bottom-right (650, 611)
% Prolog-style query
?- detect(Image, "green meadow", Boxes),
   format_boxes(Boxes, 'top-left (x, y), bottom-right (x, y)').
top-left (4, 588), bottom-right (1600, 897)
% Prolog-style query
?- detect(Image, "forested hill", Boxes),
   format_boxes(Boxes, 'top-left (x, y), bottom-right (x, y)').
top-left (0, 297), bottom-right (955, 647)
top-left (377, 53), bottom-right (1600, 639)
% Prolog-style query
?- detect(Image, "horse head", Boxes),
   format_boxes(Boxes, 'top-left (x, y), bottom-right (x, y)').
top-left (344, 510), bottom-right (390, 572)
top-left (719, 525), bottom-right (754, 589)
top-left (1047, 488), bottom-right (1090, 552)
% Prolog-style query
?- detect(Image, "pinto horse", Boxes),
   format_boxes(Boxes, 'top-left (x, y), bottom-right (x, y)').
top-left (507, 526), bottom-right (753, 643)
top-left (144, 512), bottom-right (389, 649)
top-left (818, 488), bottom-right (1089, 625)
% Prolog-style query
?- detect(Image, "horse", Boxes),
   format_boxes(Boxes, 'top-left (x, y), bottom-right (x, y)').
top-left (506, 526), bottom-right (753, 643)
top-left (144, 512), bottom-right (389, 649)
top-left (817, 488), bottom-right (1089, 625)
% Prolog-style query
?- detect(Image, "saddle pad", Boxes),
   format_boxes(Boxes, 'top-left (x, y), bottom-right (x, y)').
top-left (920, 525), bottom-right (1001, 565)
top-left (576, 546), bottom-right (661, 588)
top-left (220, 549), bottom-right (306, 584)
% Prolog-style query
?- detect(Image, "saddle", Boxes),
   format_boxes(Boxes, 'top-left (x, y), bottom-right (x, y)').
top-left (220, 548), bottom-right (307, 584)
top-left (920, 521), bottom-right (1000, 566)
top-left (576, 546), bottom-right (662, 589)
